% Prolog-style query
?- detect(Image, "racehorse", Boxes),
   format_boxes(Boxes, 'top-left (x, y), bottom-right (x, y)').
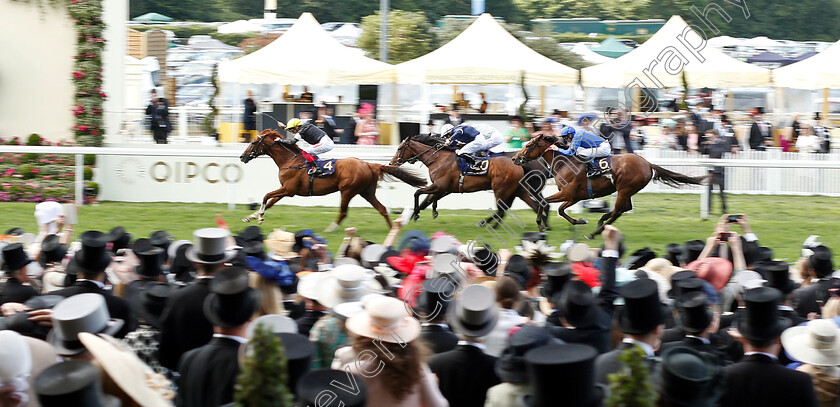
top-left (512, 133), bottom-right (708, 238)
top-left (389, 134), bottom-right (550, 231)
top-left (240, 129), bottom-right (427, 230)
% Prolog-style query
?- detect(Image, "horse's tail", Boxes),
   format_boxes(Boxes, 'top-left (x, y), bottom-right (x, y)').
top-left (370, 164), bottom-right (428, 188)
top-left (650, 163), bottom-right (709, 188)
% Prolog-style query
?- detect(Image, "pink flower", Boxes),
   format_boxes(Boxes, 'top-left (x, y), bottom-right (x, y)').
top-left (91, 130), bottom-right (99, 136)
top-left (99, 92), bottom-right (107, 98)
top-left (31, 169), bottom-right (39, 174)
top-left (72, 72), bottom-right (84, 79)
top-left (78, 125), bottom-right (89, 131)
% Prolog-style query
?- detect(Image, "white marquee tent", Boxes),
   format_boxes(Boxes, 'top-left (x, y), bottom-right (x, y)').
top-left (773, 39), bottom-right (840, 89)
top-left (218, 13), bottom-right (395, 85)
top-left (396, 13), bottom-right (578, 86)
top-left (582, 15), bottom-right (770, 88)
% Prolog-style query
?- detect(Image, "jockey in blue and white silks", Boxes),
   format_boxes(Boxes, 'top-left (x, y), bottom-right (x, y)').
top-left (555, 126), bottom-right (611, 160)
top-left (441, 123), bottom-right (504, 165)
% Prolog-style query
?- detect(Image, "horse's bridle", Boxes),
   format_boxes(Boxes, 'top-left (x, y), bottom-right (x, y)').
top-left (394, 137), bottom-right (445, 165)
top-left (244, 134), bottom-right (300, 162)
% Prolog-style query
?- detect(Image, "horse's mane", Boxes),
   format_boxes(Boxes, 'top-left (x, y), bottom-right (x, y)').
top-left (260, 130), bottom-right (301, 152)
top-left (409, 134), bottom-right (456, 151)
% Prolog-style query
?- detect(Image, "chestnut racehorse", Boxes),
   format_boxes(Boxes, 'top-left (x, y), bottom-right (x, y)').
top-left (513, 134), bottom-right (708, 238)
top-left (240, 130), bottom-right (427, 230)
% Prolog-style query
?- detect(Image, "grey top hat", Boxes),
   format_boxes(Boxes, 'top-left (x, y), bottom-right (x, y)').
top-left (186, 228), bottom-right (238, 264)
top-left (360, 244), bottom-right (387, 268)
top-left (448, 284), bottom-right (499, 338)
top-left (430, 236), bottom-right (458, 255)
top-left (47, 294), bottom-right (123, 356)
top-left (432, 253), bottom-right (465, 281)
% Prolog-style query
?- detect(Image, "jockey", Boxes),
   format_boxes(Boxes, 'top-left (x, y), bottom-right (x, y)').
top-left (554, 126), bottom-right (611, 177)
top-left (281, 118), bottom-right (334, 176)
top-left (441, 123), bottom-right (504, 167)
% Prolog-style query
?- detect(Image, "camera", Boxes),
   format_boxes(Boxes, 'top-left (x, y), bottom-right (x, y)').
top-left (727, 214), bottom-right (741, 223)
top-left (719, 232), bottom-right (731, 241)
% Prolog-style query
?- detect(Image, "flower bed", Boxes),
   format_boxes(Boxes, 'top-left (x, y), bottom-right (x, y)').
top-left (0, 136), bottom-right (90, 203)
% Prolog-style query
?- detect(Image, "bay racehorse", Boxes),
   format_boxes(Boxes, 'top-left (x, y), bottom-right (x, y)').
top-left (240, 130), bottom-right (427, 230)
top-left (512, 133), bottom-right (708, 238)
top-left (390, 134), bottom-right (550, 231)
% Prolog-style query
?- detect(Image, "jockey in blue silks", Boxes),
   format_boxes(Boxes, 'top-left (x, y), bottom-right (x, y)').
top-left (554, 126), bottom-right (612, 177)
top-left (441, 123), bottom-right (504, 167)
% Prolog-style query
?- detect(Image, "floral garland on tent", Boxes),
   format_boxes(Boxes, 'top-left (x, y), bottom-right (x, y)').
top-left (68, 0), bottom-right (107, 146)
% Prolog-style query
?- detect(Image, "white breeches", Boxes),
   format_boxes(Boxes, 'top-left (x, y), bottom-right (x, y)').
top-left (576, 142), bottom-right (611, 160)
top-left (457, 130), bottom-right (503, 155)
top-left (302, 136), bottom-right (334, 155)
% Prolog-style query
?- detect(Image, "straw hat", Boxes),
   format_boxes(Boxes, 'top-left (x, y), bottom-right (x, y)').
top-left (781, 319), bottom-right (840, 366)
top-left (639, 258), bottom-right (684, 281)
top-left (315, 265), bottom-right (383, 309)
top-left (42, 271), bottom-right (69, 293)
top-left (346, 296), bottom-right (421, 343)
top-left (297, 271), bottom-right (327, 301)
top-left (265, 229), bottom-right (298, 259)
top-left (567, 243), bottom-right (594, 263)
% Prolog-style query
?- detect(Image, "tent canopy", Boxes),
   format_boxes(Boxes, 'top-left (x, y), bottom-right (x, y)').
top-left (742, 36), bottom-right (783, 49)
top-left (396, 13), bottom-right (578, 86)
top-left (218, 13), bottom-right (394, 85)
top-left (773, 40), bottom-right (840, 89)
top-left (746, 51), bottom-right (788, 64)
top-left (570, 43), bottom-right (613, 64)
top-left (591, 37), bottom-right (632, 58)
top-left (582, 15), bottom-right (770, 88)
top-left (132, 13), bottom-right (173, 22)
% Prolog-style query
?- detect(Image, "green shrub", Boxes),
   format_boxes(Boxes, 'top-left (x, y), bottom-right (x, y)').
top-left (85, 181), bottom-right (99, 196)
top-left (83, 166), bottom-right (93, 181)
top-left (84, 154), bottom-right (96, 166)
top-left (27, 134), bottom-right (42, 146)
top-left (20, 153), bottom-right (39, 163)
top-left (19, 164), bottom-right (36, 179)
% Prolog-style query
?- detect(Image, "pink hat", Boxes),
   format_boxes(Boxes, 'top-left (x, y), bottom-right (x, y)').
top-left (687, 257), bottom-right (733, 291)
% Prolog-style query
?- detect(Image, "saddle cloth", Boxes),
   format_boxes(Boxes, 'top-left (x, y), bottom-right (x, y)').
top-left (587, 156), bottom-right (612, 177)
top-left (457, 152), bottom-right (503, 176)
top-left (308, 159), bottom-right (337, 177)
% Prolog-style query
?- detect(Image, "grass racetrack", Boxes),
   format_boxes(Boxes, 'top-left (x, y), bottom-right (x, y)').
top-left (2, 194), bottom-right (838, 262)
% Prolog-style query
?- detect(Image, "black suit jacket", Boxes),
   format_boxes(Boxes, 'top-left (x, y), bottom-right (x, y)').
top-left (595, 342), bottom-right (659, 386)
top-left (428, 344), bottom-right (500, 407)
top-left (159, 278), bottom-right (214, 370)
top-left (177, 337), bottom-right (242, 407)
top-left (50, 280), bottom-right (137, 338)
top-left (720, 354), bottom-right (817, 407)
top-left (0, 278), bottom-right (38, 305)
top-left (295, 309), bottom-right (326, 337)
top-left (792, 280), bottom-right (832, 318)
top-left (661, 326), bottom-right (686, 344)
top-left (420, 324), bottom-right (458, 354)
top-left (749, 122), bottom-right (772, 150)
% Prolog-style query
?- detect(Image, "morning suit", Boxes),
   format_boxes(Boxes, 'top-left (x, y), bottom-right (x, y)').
top-left (419, 324), bottom-right (458, 354)
top-left (159, 278), bottom-right (214, 370)
top-left (792, 279), bottom-right (833, 318)
top-left (295, 309), bottom-right (326, 337)
top-left (0, 277), bottom-right (38, 305)
top-left (720, 353), bottom-right (817, 407)
top-left (595, 341), bottom-right (659, 386)
top-left (428, 344), bottom-right (500, 407)
top-left (176, 337), bottom-right (242, 407)
top-left (50, 280), bottom-right (137, 338)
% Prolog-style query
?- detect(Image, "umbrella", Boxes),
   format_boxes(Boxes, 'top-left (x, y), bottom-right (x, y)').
top-left (132, 13), bottom-right (174, 22)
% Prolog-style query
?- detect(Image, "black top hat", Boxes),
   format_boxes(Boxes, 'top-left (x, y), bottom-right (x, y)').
top-left (243, 240), bottom-right (266, 260)
top-left (668, 270), bottom-right (696, 298)
top-left (521, 232), bottom-right (548, 244)
top-left (239, 225), bottom-right (264, 243)
top-left (626, 248), bottom-right (656, 270)
top-left (107, 226), bottom-right (131, 253)
top-left (675, 292), bottom-right (713, 334)
top-left (505, 255), bottom-right (531, 289)
top-left (35, 360), bottom-right (120, 407)
top-left (426, 119), bottom-right (435, 126)
top-left (521, 343), bottom-right (603, 407)
top-left (617, 278), bottom-right (664, 334)
top-left (734, 287), bottom-right (791, 343)
top-left (495, 325), bottom-right (558, 383)
top-left (541, 262), bottom-right (572, 299)
top-left (810, 245), bottom-right (834, 278)
top-left (38, 234), bottom-right (67, 267)
top-left (274, 333), bottom-right (313, 395)
top-left (665, 243), bottom-right (684, 266)
top-left (5, 227), bottom-right (23, 236)
top-left (473, 248), bottom-right (500, 274)
top-left (135, 247), bottom-right (164, 279)
top-left (658, 346), bottom-right (723, 406)
top-left (297, 370), bottom-right (367, 407)
top-left (556, 280), bottom-right (597, 328)
top-left (756, 246), bottom-right (773, 263)
top-left (419, 277), bottom-right (456, 319)
top-left (149, 230), bottom-right (173, 252)
top-left (138, 283), bottom-right (172, 329)
top-left (131, 237), bottom-right (153, 254)
top-left (754, 106), bottom-right (765, 114)
top-left (74, 231), bottom-right (112, 274)
top-left (203, 267), bottom-right (261, 329)
top-left (756, 260), bottom-right (795, 294)
top-left (684, 240), bottom-right (705, 264)
top-left (2, 243), bottom-right (31, 272)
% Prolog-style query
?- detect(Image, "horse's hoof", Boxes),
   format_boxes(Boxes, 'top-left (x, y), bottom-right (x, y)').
top-left (544, 225), bottom-right (552, 231)
top-left (585, 234), bottom-right (595, 240)
top-left (577, 218), bottom-right (588, 225)
top-left (324, 222), bottom-right (339, 233)
top-left (432, 211), bottom-right (439, 220)
top-left (242, 217), bottom-right (251, 223)
top-left (412, 214), bottom-right (420, 222)
top-left (258, 218), bottom-right (264, 225)
top-left (476, 220), bottom-right (485, 228)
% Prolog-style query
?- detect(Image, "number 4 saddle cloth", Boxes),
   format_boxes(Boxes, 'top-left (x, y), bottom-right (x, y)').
top-left (586, 156), bottom-right (612, 178)
top-left (308, 159), bottom-right (338, 177)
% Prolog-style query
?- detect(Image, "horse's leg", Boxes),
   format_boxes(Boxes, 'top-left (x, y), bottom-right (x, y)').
top-left (478, 194), bottom-right (512, 229)
top-left (325, 190), bottom-right (354, 232)
top-left (243, 188), bottom-right (288, 223)
top-left (412, 184), bottom-right (441, 222)
top-left (586, 191), bottom-right (633, 239)
top-left (360, 187), bottom-right (392, 229)
top-left (516, 188), bottom-right (546, 232)
top-left (544, 191), bottom-right (586, 225)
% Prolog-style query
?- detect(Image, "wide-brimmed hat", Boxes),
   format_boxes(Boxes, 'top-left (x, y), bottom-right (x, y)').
top-left (47, 294), bottom-right (124, 356)
top-left (73, 231), bottom-right (112, 274)
top-left (0, 330), bottom-right (32, 381)
top-left (265, 229), bottom-right (298, 259)
top-left (397, 229), bottom-right (430, 254)
top-left (617, 278), bottom-right (664, 334)
top-left (185, 228), bottom-right (238, 264)
top-left (640, 258), bottom-right (684, 281)
top-left (347, 296), bottom-right (421, 343)
top-left (38, 234), bottom-right (67, 267)
top-left (203, 267), bottom-right (261, 329)
top-left (78, 333), bottom-right (172, 406)
top-left (520, 343), bottom-right (603, 407)
top-left (733, 287), bottom-right (791, 343)
top-left (108, 226), bottom-right (131, 253)
top-left (42, 271), bottom-right (69, 293)
top-left (687, 257), bottom-right (733, 291)
top-left (781, 319), bottom-right (840, 366)
top-left (556, 280), bottom-right (598, 328)
top-left (2, 243), bottom-right (31, 272)
top-left (495, 325), bottom-right (560, 383)
top-left (138, 283), bottom-right (172, 329)
top-left (418, 277), bottom-right (457, 318)
top-left (448, 284), bottom-right (499, 337)
top-left (315, 265), bottom-right (383, 309)
top-left (246, 314), bottom-right (298, 338)
top-left (135, 247), bottom-right (164, 279)
top-left (810, 246), bottom-right (834, 277)
top-left (34, 360), bottom-right (120, 407)
top-left (360, 244), bottom-right (387, 268)
top-left (626, 247), bottom-right (656, 270)
top-left (675, 292), bottom-right (713, 334)
top-left (297, 370), bottom-right (367, 407)
top-left (658, 346), bottom-right (723, 407)
top-left (567, 243), bottom-right (594, 263)
top-left (333, 301), bottom-right (366, 321)
top-left (238, 225), bottom-right (264, 243)
top-left (297, 271), bottom-right (327, 301)
top-left (755, 260), bottom-right (795, 294)
top-left (540, 262), bottom-right (572, 299)
top-left (167, 239), bottom-right (191, 262)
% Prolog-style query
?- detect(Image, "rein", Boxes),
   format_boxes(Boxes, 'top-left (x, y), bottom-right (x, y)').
top-left (397, 140), bottom-right (445, 165)
top-left (249, 136), bottom-right (306, 171)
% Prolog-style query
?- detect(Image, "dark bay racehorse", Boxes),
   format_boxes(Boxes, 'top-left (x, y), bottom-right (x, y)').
top-left (513, 134), bottom-right (708, 238)
top-left (240, 130), bottom-right (427, 230)
top-left (390, 134), bottom-right (550, 231)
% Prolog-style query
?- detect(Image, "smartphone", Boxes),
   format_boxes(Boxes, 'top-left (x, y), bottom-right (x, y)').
top-left (719, 232), bottom-right (731, 241)
top-left (727, 214), bottom-right (741, 223)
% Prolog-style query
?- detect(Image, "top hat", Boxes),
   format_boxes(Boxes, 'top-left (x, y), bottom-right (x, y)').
top-left (34, 360), bottom-right (120, 407)
top-left (658, 346), bottom-right (723, 406)
top-left (781, 319), bottom-right (840, 367)
top-left (419, 277), bottom-right (457, 319)
top-left (520, 343), bottom-right (603, 407)
top-left (397, 229), bottom-right (430, 254)
top-left (107, 226), bottom-right (131, 253)
top-left (668, 270), bottom-right (697, 298)
top-left (675, 292), bottom-right (713, 334)
top-left (504, 255), bottom-right (531, 289)
top-left (276, 333), bottom-right (313, 395)
top-left (495, 325), bottom-right (559, 383)
top-left (131, 238), bottom-right (153, 254)
top-left (74, 231), bottom-right (112, 274)
top-left (315, 265), bottom-right (383, 309)
top-left (360, 244), bottom-right (387, 269)
top-left (0, 330), bottom-right (32, 381)
top-left (810, 246), bottom-right (834, 278)
top-left (556, 280), bottom-right (597, 328)
top-left (734, 287), bottom-right (791, 343)
top-left (347, 296), bottom-right (421, 344)
top-left (541, 262), bottom-right (572, 299)
top-left (48, 294), bottom-right (124, 356)
top-left (683, 240), bottom-right (705, 264)
top-left (2, 243), bottom-right (31, 272)
top-left (6, 227), bottom-right (23, 236)
top-left (38, 234), bottom-right (67, 267)
top-left (755, 260), bottom-right (795, 294)
top-left (754, 106), bottom-right (765, 115)
top-left (755, 246), bottom-right (773, 263)
top-left (431, 253), bottom-right (466, 282)
top-left (430, 235), bottom-right (458, 255)
top-left (204, 267), bottom-right (261, 329)
top-left (617, 278), bottom-right (664, 334)
top-left (521, 232), bottom-right (548, 245)
top-left (149, 230), bottom-right (173, 252)
top-left (297, 370), bottom-right (367, 407)
top-left (239, 225), bottom-right (264, 243)
top-left (626, 248), bottom-right (656, 270)
top-left (665, 243), bottom-right (684, 266)
top-left (186, 228), bottom-right (238, 265)
top-left (138, 283), bottom-right (172, 329)
top-left (471, 248), bottom-right (500, 274)
top-left (448, 284), bottom-right (499, 337)
top-left (135, 247), bottom-right (164, 279)
top-left (674, 277), bottom-right (705, 300)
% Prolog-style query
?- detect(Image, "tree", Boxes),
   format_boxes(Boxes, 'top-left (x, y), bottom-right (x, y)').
top-left (359, 10), bottom-right (434, 63)
top-left (607, 347), bottom-right (656, 407)
top-left (234, 324), bottom-right (294, 407)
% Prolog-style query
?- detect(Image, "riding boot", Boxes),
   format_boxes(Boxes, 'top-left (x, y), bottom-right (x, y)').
top-left (586, 160), bottom-right (599, 178)
top-left (307, 161), bottom-right (324, 176)
top-left (460, 154), bottom-right (478, 168)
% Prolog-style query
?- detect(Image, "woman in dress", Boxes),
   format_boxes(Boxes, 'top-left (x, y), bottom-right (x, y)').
top-left (355, 103), bottom-right (379, 146)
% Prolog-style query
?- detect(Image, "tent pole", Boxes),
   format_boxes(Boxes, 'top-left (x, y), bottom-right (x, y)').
top-left (823, 88), bottom-right (830, 120)
top-left (453, 85), bottom-right (458, 108)
top-left (540, 86), bottom-right (546, 117)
